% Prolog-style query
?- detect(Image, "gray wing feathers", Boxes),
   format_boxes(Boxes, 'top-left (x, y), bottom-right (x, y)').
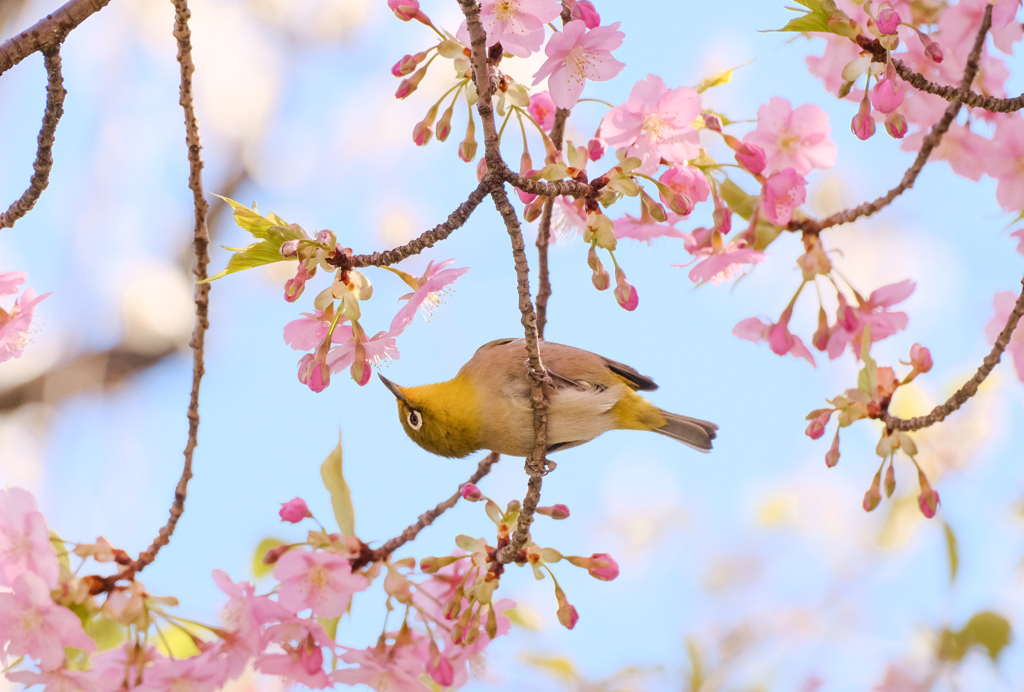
top-left (653, 410), bottom-right (718, 452)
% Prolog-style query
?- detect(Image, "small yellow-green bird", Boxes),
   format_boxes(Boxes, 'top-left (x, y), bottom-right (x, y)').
top-left (378, 338), bottom-right (717, 458)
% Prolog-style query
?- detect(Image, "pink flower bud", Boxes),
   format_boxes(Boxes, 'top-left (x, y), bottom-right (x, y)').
top-left (613, 265), bottom-right (638, 311)
top-left (592, 267), bottom-right (610, 290)
top-left (391, 51), bottom-right (426, 77)
top-left (388, 0), bottom-right (420, 21)
top-left (812, 308), bottom-right (831, 351)
top-left (428, 655), bottom-right (454, 687)
top-left (587, 136), bottom-right (605, 161)
top-left (876, 5), bottom-right (900, 34)
top-left (884, 113), bottom-right (907, 139)
top-left (557, 603), bottom-right (578, 629)
top-left (916, 469), bottom-right (940, 518)
top-left (924, 38), bottom-right (943, 63)
top-left (702, 112), bottom-right (723, 132)
top-left (870, 78), bottom-right (904, 114)
top-left (825, 430), bottom-right (841, 468)
top-left (570, 0), bottom-right (600, 28)
top-left (862, 473), bottom-right (882, 512)
top-left (537, 504), bottom-right (570, 519)
top-left (460, 484), bottom-right (483, 501)
top-left (263, 544), bottom-right (290, 565)
top-left (297, 351), bottom-right (330, 393)
top-left (280, 239), bottom-right (299, 258)
top-left (712, 195), bottom-right (732, 233)
top-left (851, 102), bottom-right (876, 140)
top-left (735, 141), bottom-right (767, 175)
top-left (876, 366), bottom-right (899, 400)
top-left (476, 156), bottom-right (487, 182)
top-left (279, 497), bottom-right (311, 523)
top-left (909, 343), bottom-right (933, 373)
top-left (804, 409), bottom-right (833, 440)
top-left (528, 91), bottom-right (556, 131)
top-left (587, 553), bottom-right (619, 581)
top-left (413, 120), bottom-right (433, 146)
top-left (436, 105), bottom-right (454, 142)
top-left (884, 462), bottom-right (896, 498)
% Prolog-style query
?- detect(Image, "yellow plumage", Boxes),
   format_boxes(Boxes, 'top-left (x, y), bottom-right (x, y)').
top-left (379, 338), bottom-right (718, 458)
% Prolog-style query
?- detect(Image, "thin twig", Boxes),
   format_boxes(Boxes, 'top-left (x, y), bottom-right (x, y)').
top-left (350, 453), bottom-right (500, 570)
top-left (504, 170), bottom-right (593, 199)
top-left (343, 180), bottom-right (492, 269)
top-left (0, 0), bottom-right (110, 77)
top-left (535, 108), bottom-right (569, 340)
top-left (123, 0), bottom-right (211, 582)
top-left (790, 6), bottom-right (993, 234)
top-left (882, 276), bottom-right (1024, 432)
top-left (457, 0), bottom-right (550, 567)
top-left (0, 49), bottom-right (65, 230)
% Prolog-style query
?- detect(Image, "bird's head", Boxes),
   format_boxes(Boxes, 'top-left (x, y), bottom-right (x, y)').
top-left (378, 373), bottom-right (482, 459)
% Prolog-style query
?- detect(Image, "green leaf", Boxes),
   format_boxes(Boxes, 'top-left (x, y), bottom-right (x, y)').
top-left (939, 611), bottom-right (1012, 663)
top-left (719, 179), bottom-right (756, 220)
top-left (84, 617), bottom-right (127, 652)
top-left (252, 537), bottom-right (285, 578)
top-left (943, 521), bottom-right (959, 584)
top-left (49, 530), bottom-right (70, 577)
top-left (695, 62), bottom-right (750, 93)
top-left (766, 0), bottom-right (859, 38)
top-left (202, 196), bottom-right (308, 283)
top-left (321, 432), bottom-right (355, 536)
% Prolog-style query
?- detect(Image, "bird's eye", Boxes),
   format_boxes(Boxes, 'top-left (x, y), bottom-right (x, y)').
top-left (407, 410), bottom-right (423, 430)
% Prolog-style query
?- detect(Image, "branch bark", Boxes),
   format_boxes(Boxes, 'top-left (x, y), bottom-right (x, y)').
top-left (535, 107), bottom-right (569, 340)
top-left (0, 0), bottom-right (110, 77)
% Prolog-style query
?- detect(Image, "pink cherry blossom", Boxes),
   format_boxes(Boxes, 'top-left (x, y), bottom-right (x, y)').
top-left (600, 75), bottom-right (702, 175)
top-left (532, 20), bottom-right (625, 109)
top-left (257, 621), bottom-right (335, 688)
top-left (612, 213), bottom-right (686, 242)
top-left (760, 168), bottom-right (807, 226)
top-left (733, 315), bottom-right (816, 366)
top-left (332, 643), bottom-right (429, 692)
top-left (743, 97), bottom-right (837, 176)
top-left (0, 572), bottom-right (96, 670)
top-left (528, 91), bottom-right (557, 130)
top-left (735, 141), bottom-right (767, 175)
top-left (213, 569), bottom-right (292, 676)
top-left (826, 281), bottom-right (915, 359)
top-left (681, 243), bottom-right (766, 286)
top-left (0, 272), bottom-right (51, 363)
top-left (279, 497), bottom-right (312, 523)
top-left (475, 0), bottom-right (561, 59)
top-left (551, 196), bottom-right (588, 240)
top-left (1013, 228), bottom-right (1024, 255)
top-left (658, 165), bottom-right (710, 208)
top-left (985, 115), bottom-right (1024, 211)
top-left (273, 550), bottom-right (369, 618)
top-left (0, 487), bottom-right (59, 589)
top-left (134, 650), bottom-right (229, 692)
top-left (389, 259), bottom-right (470, 336)
top-left (985, 291), bottom-right (1024, 380)
top-left (6, 667), bottom-right (101, 691)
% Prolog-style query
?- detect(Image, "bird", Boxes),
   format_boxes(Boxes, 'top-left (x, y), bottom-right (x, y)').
top-left (378, 338), bottom-right (717, 458)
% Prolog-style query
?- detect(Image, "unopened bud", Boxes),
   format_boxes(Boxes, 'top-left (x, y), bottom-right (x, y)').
top-left (537, 504), bottom-right (570, 520)
top-left (862, 469), bottom-right (882, 512)
top-left (702, 112), bottom-right (723, 131)
top-left (280, 239), bottom-right (300, 258)
top-left (263, 544), bottom-right (291, 565)
top-left (460, 484), bottom-right (483, 501)
top-left (825, 429), bottom-right (841, 468)
top-left (884, 462), bottom-right (896, 497)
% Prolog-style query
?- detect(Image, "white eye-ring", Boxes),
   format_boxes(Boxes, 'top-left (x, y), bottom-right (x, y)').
top-left (407, 410), bottom-right (423, 430)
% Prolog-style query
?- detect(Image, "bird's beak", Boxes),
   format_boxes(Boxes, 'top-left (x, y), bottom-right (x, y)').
top-left (378, 374), bottom-right (409, 405)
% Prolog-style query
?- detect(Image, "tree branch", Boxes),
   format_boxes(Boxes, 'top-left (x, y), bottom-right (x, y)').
top-left (503, 170), bottom-right (593, 199)
top-left (123, 0), bottom-right (211, 582)
top-left (350, 452), bottom-right (500, 570)
top-left (456, 0), bottom-right (550, 567)
top-left (0, 0), bottom-right (110, 77)
top-left (882, 276), bottom-right (1024, 433)
top-left (535, 107), bottom-right (569, 341)
top-left (790, 5), bottom-right (993, 235)
top-left (0, 48), bottom-right (65, 230)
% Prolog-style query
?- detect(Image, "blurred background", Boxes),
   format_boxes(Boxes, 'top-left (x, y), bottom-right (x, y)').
top-left (2, 0), bottom-right (1024, 689)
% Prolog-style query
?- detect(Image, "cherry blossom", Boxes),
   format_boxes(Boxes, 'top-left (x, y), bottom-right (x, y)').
top-left (681, 241), bottom-right (766, 286)
top-left (1012, 228), bottom-right (1024, 255)
top-left (734, 312), bottom-right (816, 366)
top-left (527, 90), bottom-right (557, 130)
top-left (985, 291), bottom-right (1024, 381)
top-left (658, 165), bottom-right (710, 208)
top-left (213, 570), bottom-right (292, 676)
top-left (279, 497), bottom-right (312, 523)
top-left (0, 487), bottom-right (59, 589)
top-left (134, 650), bottom-right (229, 692)
top-left (332, 642), bottom-right (430, 692)
top-left (532, 20), bottom-right (625, 109)
top-left (0, 572), bottom-right (95, 670)
top-left (464, 0), bottom-right (561, 59)
top-left (600, 75), bottom-right (702, 175)
top-left (826, 280), bottom-right (915, 359)
top-left (0, 272), bottom-right (51, 363)
top-left (273, 550), bottom-right (369, 618)
top-left (388, 259), bottom-right (470, 336)
top-left (257, 621), bottom-right (335, 689)
top-left (985, 115), bottom-right (1024, 212)
top-left (612, 213), bottom-right (687, 242)
top-left (743, 97), bottom-right (837, 176)
top-left (6, 667), bottom-right (102, 691)
top-left (760, 168), bottom-right (807, 226)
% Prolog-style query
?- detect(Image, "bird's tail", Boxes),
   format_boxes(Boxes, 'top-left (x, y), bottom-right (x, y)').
top-left (653, 410), bottom-right (718, 452)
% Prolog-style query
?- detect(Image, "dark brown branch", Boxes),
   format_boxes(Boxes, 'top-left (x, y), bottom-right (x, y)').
top-left (504, 170), bottom-right (593, 199)
top-left (346, 180), bottom-right (492, 269)
top-left (790, 6), bottom-right (993, 235)
top-left (124, 0), bottom-right (211, 581)
top-left (457, 0), bottom-right (550, 567)
top-left (0, 0), bottom-right (110, 77)
top-left (0, 49), bottom-right (65, 230)
top-left (350, 452), bottom-right (500, 570)
top-left (535, 108), bottom-right (569, 341)
top-left (882, 276), bottom-right (1024, 432)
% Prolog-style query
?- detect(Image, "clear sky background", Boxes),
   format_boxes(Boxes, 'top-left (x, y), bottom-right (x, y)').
top-left (2, 0), bottom-right (1024, 690)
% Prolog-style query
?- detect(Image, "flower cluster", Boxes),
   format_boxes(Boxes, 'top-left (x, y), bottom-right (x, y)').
top-left (0, 271), bottom-right (50, 363)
